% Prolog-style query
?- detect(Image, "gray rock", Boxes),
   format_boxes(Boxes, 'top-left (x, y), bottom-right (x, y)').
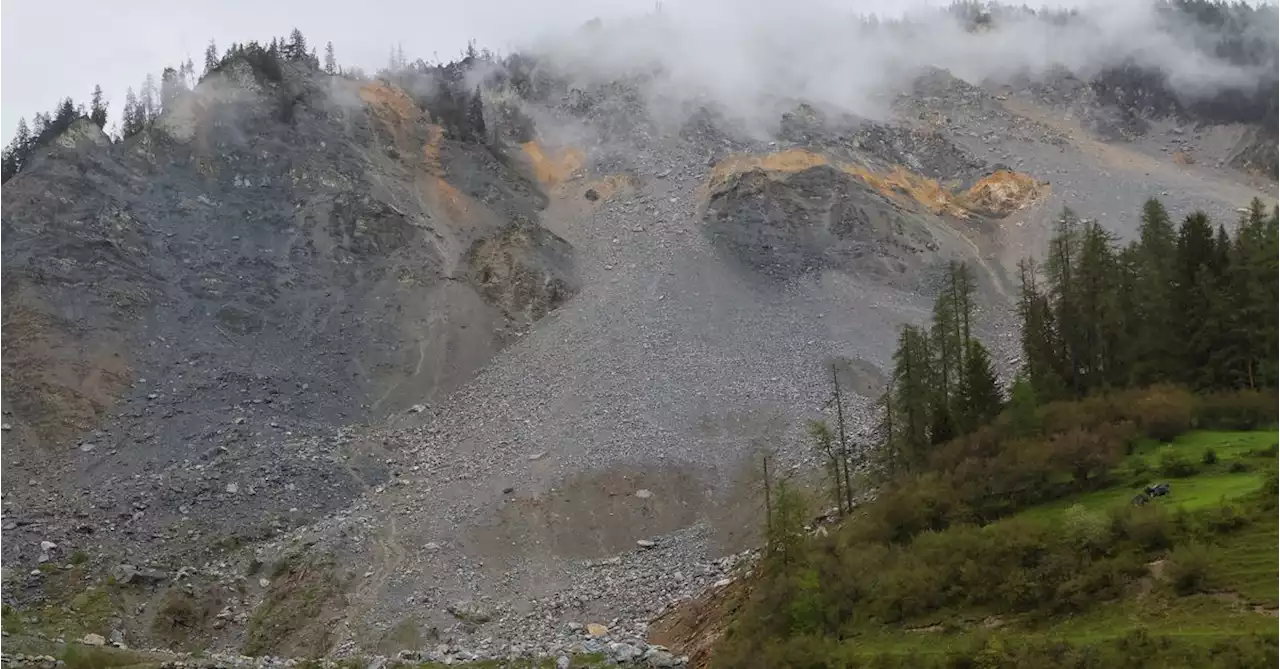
top-left (556, 656), bottom-right (570, 669)
top-left (610, 642), bottom-right (640, 663)
top-left (447, 600), bottom-right (493, 624)
top-left (110, 564), bottom-right (166, 585)
top-left (80, 633), bottom-right (106, 647)
top-left (643, 647), bottom-right (680, 668)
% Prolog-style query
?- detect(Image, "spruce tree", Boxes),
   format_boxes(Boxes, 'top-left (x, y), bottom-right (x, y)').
top-left (204, 39), bottom-right (219, 75)
top-left (324, 41), bottom-right (336, 74)
top-left (1174, 211), bottom-right (1218, 387)
top-left (1045, 207), bottom-right (1084, 395)
top-left (90, 85), bottom-right (108, 129)
top-left (957, 338), bottom-right (1003, 432)
top-left (890, 325), bottom-right (933, 471)
top-left (1130, 198), bottom-right (1178, 384)
top-left (160, 67), bottom-right (184, 112)
top-left (286, 28), bottom-right (307, 61)
top-left (1017, 258), bottom-right (1065, 400)
top-left (140, 74), bottom-right (158, 123)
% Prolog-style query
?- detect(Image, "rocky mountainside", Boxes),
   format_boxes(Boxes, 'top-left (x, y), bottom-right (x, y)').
top-left (2, 56), bottom-right (577, 561)
top-left (2, 3), bottom-right (1277, 666)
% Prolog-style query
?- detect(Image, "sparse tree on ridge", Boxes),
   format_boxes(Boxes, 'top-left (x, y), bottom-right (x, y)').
top-left (90, 85), bottom-right (108, 129)
top-left (140, 74), bottom-right (158, 123)
top-left (324, 41), bottom-right (336, 74)
top-left (204, 39), bottom-right (218, 74)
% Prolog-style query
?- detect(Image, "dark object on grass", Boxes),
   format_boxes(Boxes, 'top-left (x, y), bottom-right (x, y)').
top-left (1145, 482), bottom-right (1171, 497)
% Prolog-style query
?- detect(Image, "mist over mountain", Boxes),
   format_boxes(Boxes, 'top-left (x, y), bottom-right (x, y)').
top-left (0, 1), bottom-right (1275, 666)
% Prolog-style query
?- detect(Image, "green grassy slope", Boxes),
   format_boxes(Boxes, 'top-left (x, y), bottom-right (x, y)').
top-left (846, 430), bottom-right (1279, 657)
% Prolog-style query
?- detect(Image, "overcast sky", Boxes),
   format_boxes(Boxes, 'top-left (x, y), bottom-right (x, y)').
top-left (0, 0), bottom-right (1264, 146)
top-left (0, 0), bottom-right (1024, 144)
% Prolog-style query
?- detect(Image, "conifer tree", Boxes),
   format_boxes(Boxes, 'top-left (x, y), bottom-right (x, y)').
top-left (324, 41), bottom-right (337, 74)
top-left (140, 74), bottom-right (158, 123)
top-left (890, 325), bottom-right (933, 470)
top-left (957, 338), bottom-right (1003, 433)
top-left (89, 85), bottom-right (108, 129)
top-left (204, 39), bottom-right (219, 75)
top-left (1129, 198), bottom-right (1178, 384)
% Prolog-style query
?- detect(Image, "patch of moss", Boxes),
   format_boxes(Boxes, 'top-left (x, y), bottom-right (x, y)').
top-left (243, 554), bottom-right (345, 658)
top-left (375, 618), bottom-right (430, 656)
top-left (149, 586), bottom-right (226, 651)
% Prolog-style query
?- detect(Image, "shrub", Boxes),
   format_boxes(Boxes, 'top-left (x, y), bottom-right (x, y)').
top-left (1134, 386), bottom-right (1195, 442)
top-left (1252, 443), bottom-right (1279, 458)
top-left (1062, 504), bottom-right (1110, 552)
top-left (1195, 390), bottom-right (1279, 430)
top-left (1111, 504), bottom-right (1175, 551)
top-left (1201, 504), bottom-right (1250, 534)
top-left (1123, 455), bottom-right (1151, 482)
top-left (1166, 543), bottom-right (1212, 595)
top-left (1159, 448), bottom-right (1198, 478)
top-left (1201, 448), bottom-right (1218, 465)
top-left (1228, 461), bottom-right (1253, 473)
top-left (1261, 473), bottom-right (1279, 511)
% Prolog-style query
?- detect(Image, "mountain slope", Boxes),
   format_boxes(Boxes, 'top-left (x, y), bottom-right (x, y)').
top-left (1, 6), bottom-right (1277, 664)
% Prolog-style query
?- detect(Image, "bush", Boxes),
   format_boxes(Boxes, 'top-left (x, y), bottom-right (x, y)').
top-left (1133, 386), bottom-right (1195, 442)
top-left (1228, 461), bottom-right (1253, 473)
top-left (1201, 504), bottom-right (1250, 534)
top-left (1111, 504), bottom-right (1175, 551)
top-left (1166, 543), bottom-right (1212, 595)
top-left (1159, 448), bottom-right (1198, 478)
top-left (1062, 504), bottom-right (1110, 552)
top-left (1123, 455), bottom-right (1151, 482)
top-left (1259, 465), bottom-right (1280, 509)
top-left (1201, 448), bottom-right (1218, 465)
top-left (1252, 443), bottom-right (1278, 458)
top-left (1195, 390), bottom-right (1279, 430)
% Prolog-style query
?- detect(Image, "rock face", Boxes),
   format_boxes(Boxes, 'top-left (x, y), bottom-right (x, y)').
top-left (0, 57), bottom-right (575, 567)
top-left (703, 161), bottom-right (943, 283)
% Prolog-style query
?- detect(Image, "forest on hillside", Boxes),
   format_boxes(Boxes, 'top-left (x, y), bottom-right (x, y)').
top-left (716, 197), bottom-right (1279, 669)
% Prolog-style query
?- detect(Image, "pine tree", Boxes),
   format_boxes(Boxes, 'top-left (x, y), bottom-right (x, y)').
top-left (890, 325), bottom-right (933, 471)
top-left (466, 88), bottom-right (486, 142)
top-left (204, 39), bottom-right (219, 74)
top-left (764, 479), bottom-right (808, 575)
top-left (1045, 207), bottom-right (1084, 395)
top-left (14, 117), bottom-right (31, 148)
top-left (1073, 220), bottom-right (1124, 391)
top-left (121, 88), bottom-right (145, 138)
top-left (89, 86), bottom-right (108, 129)
top-left (1002, 374), bottom-right (1040, 437)
top-left (1017, 258), bottom-right (1065, 400)
top-left (160, 67), bottom-right (184, 112)
top-left (807, 421), bottom-right (845, 515)
top-left (286, 28), bottom-right (307, 61)
top-left (140, 74), bottom-right (158, 123)
top-left (956, 338), bottom-right (1003, 432)
top-left (1174, 211), bottom-right (1218, 387)
top-left (324, 41), bottom-right (336, 74)
top-left (1130, 198), bottom-right (1178, 384)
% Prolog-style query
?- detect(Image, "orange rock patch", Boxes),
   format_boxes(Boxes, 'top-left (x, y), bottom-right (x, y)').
top-left (708, 150), bottom-right (1048, 219)
top-left (521, 141), bottom-right (585, 189)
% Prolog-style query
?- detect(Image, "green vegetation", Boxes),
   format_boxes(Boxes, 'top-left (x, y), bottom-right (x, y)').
top-left (243, 554), bottom-right (346, 658)
top-left (715, 196), bottom-right (1278, 668)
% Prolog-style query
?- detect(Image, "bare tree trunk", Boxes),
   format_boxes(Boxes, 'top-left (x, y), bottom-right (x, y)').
top-left (762, 454), bottom-right (773, 549)
top-left (832, 365), bottom-right (853, 515)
